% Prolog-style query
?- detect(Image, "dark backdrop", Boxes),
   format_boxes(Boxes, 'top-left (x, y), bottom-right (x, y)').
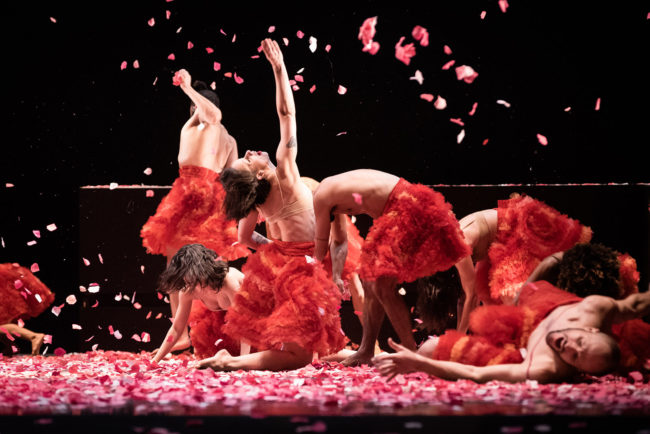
top-left (1, 1), bottom-right (648, 354)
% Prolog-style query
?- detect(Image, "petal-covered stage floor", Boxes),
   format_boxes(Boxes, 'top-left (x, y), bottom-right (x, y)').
top-left (1, 351), bottom-right (648, 418)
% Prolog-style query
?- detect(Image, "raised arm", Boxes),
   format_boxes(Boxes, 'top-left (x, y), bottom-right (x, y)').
top-left (261, 39), bottom-right (298, 178)
top-left (526, 251), bottom-right (564, 283)
top-left (313, 184), bottom-right (334, 262)
top-left (153, 290), bottom-right (193, 363)
top-left (373, 338), bottom-right (532, 383)
top-left (609, 289), bottom-right (650, 323)
top-left (175, 69), bottom-right (222, 125)
top-left (237, 209), bottom-right (271, 250)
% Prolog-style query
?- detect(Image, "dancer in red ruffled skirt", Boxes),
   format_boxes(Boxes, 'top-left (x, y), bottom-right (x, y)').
top-left (197, 39), bottom-right (346, 372)
top-left (312, 169), bottom-right (470, 366)
top-left (0, 263), bottom-right (54, 355)
top-left (141, 68), bottom-right (249, 354)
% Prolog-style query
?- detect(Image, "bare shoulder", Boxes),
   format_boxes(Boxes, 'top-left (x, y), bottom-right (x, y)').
top-left (580, 295), bottom-right (617, 313)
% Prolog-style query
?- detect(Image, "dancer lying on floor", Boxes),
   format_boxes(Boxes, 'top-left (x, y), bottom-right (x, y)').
top-left (0, 263), bottom-right (54, 356)
top-left (312, 169), bottom-right (470, 366)
top-left (198, 39), bottom-right (346, 372)
top-left (141, 68), bottom-right (249, 354)
top-left (152, 244), bottom-right (247, 363)
top-left (373, 281), bottom-right (650, 383)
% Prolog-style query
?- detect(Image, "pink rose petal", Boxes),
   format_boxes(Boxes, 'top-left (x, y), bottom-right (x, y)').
top-left (83, 258), bottom-right (90, 266)
top-left (120, 61), bottom-right (127, 70)
top-left (358, 17), bottom-right (377, 47)
top-left (469, 102), bottom-right (478, 116)
top-left (420, 93), bottom-right (434, 102)
top-left (268, 26), bottom-right (275, 33)
top-left (168, 53), bottom-right (175, 60)
top-left (296, 30), bottom-right (304, 39)
top-left (455, 65), bottom-right (479, 83)
top-left (283, 38), bottom-right (289, 46)
top-left (537, 133), bottom-right (548, 146)
top-left (66, 294), bottom-right (77, 305)
top-left (146, 190), bottom-right (154, 197)
top-left (309, 85), bottom-right (316, 93)
top-left (595, 97), bottom-right (601, 111)
top-left (481, 10), bottom-right (487, 19)
top-left (337, 85), bottom-right (347, 95)
top-left (412, 25), bottom-right (429, 47)
top-left (187, 41), bottom-right (194, 49)
top-left (325, 44), bottom-right (331, 52)
top-left (499, 0), bottom-right (509, 13)
top-left (450, 118), bottom-right (465, 126)
top-left (442, 59), bottom-right (456, 70)
top-left (133, 60), bottom-right (140, 69)
top-left (352, 193), bottom-right (362, 204)
top-left (434, 96), bottom-right (447, 110)
top-left (410, 70), bottom-right (424, 85)
top-left (395, 36), bottom-right (416, 65)
top-left (43, 334), bottom-right (52, 344)
top-left (166, 10), bottom-right (171, 19)
top-left (50, 17), bottom-right (57, 23)
top-left (147, 18), bottom-right (155, 27)
top-left (30, 263), bottom-right (39, 273)
top-left (444, 45), bottom-right (453, 55)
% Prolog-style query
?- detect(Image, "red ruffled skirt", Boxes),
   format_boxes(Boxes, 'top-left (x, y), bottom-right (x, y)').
top-left (432, 281), bottom-right (582, 366)
top-left (187, 300), bottom-right (240, 359)
top-left (140, 166), bottom-right (250, 261)
top-left (358, 179), bottom-right (470, 283)
top-left (0, 263), bottom-right (55, 324)
top-left (223, 240), bottom-right (347, 356)
top-left (323, 215), bottom-right (364, 282)
top-left (487, 194), bottom-right (592, 301)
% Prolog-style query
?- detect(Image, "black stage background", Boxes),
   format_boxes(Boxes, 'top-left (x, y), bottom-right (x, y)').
top-left (1, 1), bottom-right (649, 357)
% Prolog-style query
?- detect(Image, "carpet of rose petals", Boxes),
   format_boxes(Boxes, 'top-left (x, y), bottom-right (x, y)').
top-left (1, 351), bottom-right (649, 417)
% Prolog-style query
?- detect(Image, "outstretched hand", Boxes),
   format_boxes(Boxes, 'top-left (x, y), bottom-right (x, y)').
top-left (173, 68), bottom-right (192, 88)
top-left (372, 338), bottom-right (421, 381)
top-left (261, 38), bottom-right (284, 69)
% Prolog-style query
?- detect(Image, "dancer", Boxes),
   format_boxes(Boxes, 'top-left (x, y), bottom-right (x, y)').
top-left (312, 169), bottom-right (470, 366)
top-left (416, 196), bottom-right (592, 334)
top-left (152, 244), bottom-right (246, 363)
top-left (374, 282), bottom-right (650, 383)
top-left (0, 263), bottom-right (54, 356)
top-left (141, 69), bottom-right (250, 353)
top-left (197, 38), bottom-right (346, 372)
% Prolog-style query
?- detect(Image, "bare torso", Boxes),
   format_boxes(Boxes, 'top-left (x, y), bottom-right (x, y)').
top-left (260, 178), bottom-right (316, 242)
top-left (177, 113), bottom-right (236, 172)
top-left (315, 169), bottom-right (401, 219)
top-left (194, 267), bottom-right (244, 311)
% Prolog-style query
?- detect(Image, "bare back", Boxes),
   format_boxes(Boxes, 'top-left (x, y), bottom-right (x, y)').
top-left (260, 177), bottom-right (316, 242)
top-left (178, 113), bottom-right (236, 173)
top-left (459, 209), bottom-right (498, 262)
top-left (315, 169), bottom-right (401, 219)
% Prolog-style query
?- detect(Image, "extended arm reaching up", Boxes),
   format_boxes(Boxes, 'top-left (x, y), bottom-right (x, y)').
top-left (175, 69), bottom-right (222, 125)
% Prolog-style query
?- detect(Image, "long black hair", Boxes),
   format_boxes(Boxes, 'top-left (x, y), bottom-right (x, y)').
top-left (415, 267), bottom-right (463, 334)
top-left (557, 243), bottom-right (621, 298)
top-left (220, 168), bottom-right (271, 220)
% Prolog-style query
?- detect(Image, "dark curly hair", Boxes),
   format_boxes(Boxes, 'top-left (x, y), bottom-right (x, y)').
top-left (158, 244), bottom-right (228, 294)
top-left (192, 80), bottom-right (220, 108)
top-left (220, 167), bottom-right (271, 220)
top-left (415, 267), bottom-right (463, 334)
top-left (557, 243), bottom-right (621, 298)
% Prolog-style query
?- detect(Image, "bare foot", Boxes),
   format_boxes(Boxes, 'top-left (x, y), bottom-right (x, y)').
top-left (31, 333), bottom-right (45, 355)
top-left (196, 349), bottom-right (234, 371)
top-left (341, 350), bottom-right (374, 367)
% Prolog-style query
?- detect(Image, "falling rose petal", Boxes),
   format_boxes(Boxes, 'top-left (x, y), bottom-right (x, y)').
top-left (134, 302), bottom-right (142, 310)
top-left (66, 294), bottom-right (77, 305)
top-left (358, 16), bottom-right (378, 47)
top-left (91, 344), bottom-right (98, 351)
top-left (53, 347), bottom-right (66, 356)
top-left (213, 62), bottom-right (221, 71)
top-left (499, 0), bottom-right (509, 13)
top-left (131, 334), bottom-right (142, 342)
top-left (47, 223), bottom-right (58, 232)
top-left (27, 240), bottom-right (36, 246)
top-left (43, 334), bottom-right (52, 344)
top-left (309, 36), bottom-right (317, 53)
top-left (398, 287), bottom-right (407, 296)
top-left (450, 118), bottom-right (465, 126)
top-left (166, 10), bottom-right (171, 19)
top-left (497, 99), bottom-right (511, 107)
top-left (51, 306), bottom-right (62, 317)
top-left (108, 325), bottom-right (114, 335)
top-left (395, 36), bottom-right (416, 65)
top-left (168, 53), bottom-right (175, 60)
top-left (176, 27), bottom-right (182, 33)
top-left (147, 18), bottom-right (155, 27)
top-left (146, 189), bottom-right (154, 197)
top-left (224, 72), bottom-right (232, 78)
top-left (325, 44), bottom-right (331, 52)
top-left (17, 319), bottom-right (24, 328)
top-left (88, 283), bottom-right (100, 293)
top-left (91, 300), bottom-right (99, 308)
top-left (50, 17), bottom-right (57, 23)
top-left (30, 263), bottom-right (39, 273)
top-left (114, 330), bottom-right (123, 340)
top-left (457, 129), bottom-right (466, 144)
top-left (338, 85), bottom-right (347, 95)
top-left (412, 25), bottom-right (429, 47)
top-left (155, 313), bottom-right (163, 319)
top-left (141, 332), bottom-right (151, 342)
top-left (481, 10), bottom-right (487, 19)
top-left (143, 167), bottom-right (152, 175)
top-left (444, 45), bottom-right (453, 55)
top-left (210, 82), bottom-right (216, 90)
top-left (283, 38), bottom-right (289, 46)
top-left (268, 26), bottom-right (275, 33)
top-left (98, 253), bottom-right (103, 264)
top-left (205, 47), bottom-right (214, 54)
top-left (296, 30), bottom-right (304, 39)
top-left (309, 85), bottom-right (316, 93)
top-left (363, 41), bottom-right (380, 55)
top-left (83, 258), bottom-right (90, 266)
top-left (251, 55), bottom-right (260, 59)
top-left (441, 59), bottom-right (456, 70)
top-left (455, 65), bottom-right (479, 83)
top-left (220, 28), bottom-right (227, 35)
top-left (595, 97), bottom-right (601, 111)
top-left (292, 85), bottom-right (300, 91)
top-left (295, 74), bottom-right (304, 82)
top-left (187, 41), bottom-right (194, 49)
top-left (483, 138), bottom-right (490, 145)
top-left (469, 102), bottom-right (478, 116)
top-left (109, 182), bottom-right (118, 190)
top-left (215, 338), bottom-right (223, 347)
top-left (79, 285), bottom-right (86, 292)
top-left (336, 132), bottom-right (347, 136)
top-left (434, 96), bottom-right (447, 110)
top-left (352, 193), bottom-right (363, 204)
top-left (140, 265), bottom-right (146, 274)
top-left (234, 73), bottom-right (244, 84)
top-left (1, 237), bottom-right (4, 248)
top-left (120, 61), bottom-right (127, 70)
top-left (537, 133), bottom-right (548, 146)
top-left (72, 324), bottom-right (82, 330)
top-left (232, 34), bottom-right (236, 43)
top-left (133, 60), bottom-right (140, 69)
top-left (410, 70), bottom-right (424, 85)
top-left (153, 77), bottom-right (158, 86)
top-left (115, 292), bottom-right (123, 302)
top-left (33, 230), bottom-right (41, 238)
top-left (564, 106), bottom-right (571, 112)
top-left (14, 280), bottom-right (22, 289)
top-left (420, 93), bottom-right (434, 102)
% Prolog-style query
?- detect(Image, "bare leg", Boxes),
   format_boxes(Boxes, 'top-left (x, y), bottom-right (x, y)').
top-left (341, 280), bottom-right (386, 366)
top-left (165, 248), bottom-right (190, 352)
top-left (348, 273), bottom-right (365, 327)
top-left (374, 277), bottom-right (417, 351)
top-left (197, 342), bottom-right (312, 372)
top-left (321, 348), bottom-right (356, 362)
top-left (1, 323), bottom-right (45, 355)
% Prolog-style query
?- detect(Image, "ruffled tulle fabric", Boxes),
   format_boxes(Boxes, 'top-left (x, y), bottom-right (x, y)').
top-left (323, 215), bottom-right (364, 282)
top-left (358, 179), bottom-right (470, 283)
top-left (612, 319), bottom-right (650, 373)
top-left (223, 240), bottom-right (347, 356)
top-left (140, 166), bottom-right (250, 261)
top-left (488, 194), bottom-right (592, 301)
top-left (432, 281), bottom-right (582, 366)
top-left (0, 263), bottom-right (55, 324)
top-left (617, 253), bottom-right (640, 297)
top-left (187, 300), bottom-right (240, 359)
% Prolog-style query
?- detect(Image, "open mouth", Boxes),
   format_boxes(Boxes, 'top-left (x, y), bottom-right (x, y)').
top-left (553, 335), bottom-right (566, 351)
